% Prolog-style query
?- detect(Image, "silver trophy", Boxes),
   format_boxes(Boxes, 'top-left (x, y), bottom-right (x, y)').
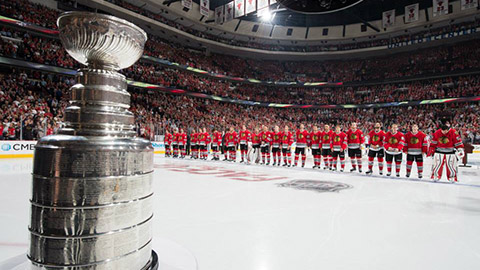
top-left (28, 12), bottom-right (157, 269)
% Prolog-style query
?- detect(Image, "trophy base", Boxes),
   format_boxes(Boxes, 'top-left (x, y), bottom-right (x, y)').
top-left (1, 251), bottom-right (160, 270)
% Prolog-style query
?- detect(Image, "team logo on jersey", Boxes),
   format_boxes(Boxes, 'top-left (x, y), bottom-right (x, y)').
top-left (275, 135), bottom-right (279, 140)
top-left (410, 137), bottom-right (419, 144)
top-left (229, 135), bottom-right (233, 139)
top-left (313, 135), bottom-right (318, 140)
top-left (255, 136), bottom-right (259, 140)
top-left (372, 135), bottom-right (380, 142)
top-left (263, 134), bottom-right (266, 139)
top-left (334, 136), bottom-right (341, 142)
top-left (389, 137), bottom-right (398, 144)
top-left (323, 135), bottom-right (329, 140)
top-left (283, 135), bottom-right (287, 140)
top-left (299, 134), bottom-right (304, 139)
top-left (440, 136), bottom-right (449, 144)
top-left (350, 134), bottom-right (357, 140)
top-left (278, 180), bottom-right (352, 193)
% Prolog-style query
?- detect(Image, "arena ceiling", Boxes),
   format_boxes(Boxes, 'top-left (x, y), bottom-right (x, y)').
top-left (196, 0), bottom-right (436, 27)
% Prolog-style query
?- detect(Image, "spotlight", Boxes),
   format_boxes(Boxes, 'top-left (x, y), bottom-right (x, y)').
top-left (258, 8), bottom-right (275, 22)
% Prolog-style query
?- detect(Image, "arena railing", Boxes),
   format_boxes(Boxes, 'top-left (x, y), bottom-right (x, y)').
top-left (1, 56), bottom-right (479, 111)
top-left (3, 14), bottom-right (480, 89)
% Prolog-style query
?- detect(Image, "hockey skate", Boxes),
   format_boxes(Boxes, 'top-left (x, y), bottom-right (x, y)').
top-left (350, 168), bottom-right (356, 172)
top-left (448, 177), bottom-right (457, 183)
top-left (365, 170), bottom-right (373, 175)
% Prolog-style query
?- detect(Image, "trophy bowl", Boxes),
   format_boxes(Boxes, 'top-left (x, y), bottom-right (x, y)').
top-left (57, 12), bottom-right (147, 70)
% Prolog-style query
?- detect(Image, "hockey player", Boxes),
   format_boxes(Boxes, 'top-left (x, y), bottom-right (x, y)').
top-left (404, 124), bottom-right (428, 178)
top-left (250, 127), bottom-right (261, 164)
top-left (366, 123), bottom-right (386, 175)
top-left (429, 124), bottom-right (465, 182)
top-left (347, 122), bottom-right (365, 172)
top-left (239, 125), bottom-right (251, 163)
top-left (294, 124), bottom-right (309, 168)
top-left (384, 124), bottom-right (405, 177)
top-left (172, 128), bottom-right (179, 158)
top-left (164, 130), bottom-right (173, 157)
top-left (211, 128), bottom-right (222, 161)
top-left (190, 129), bottom-right (198, 159)
top-left (321, 124), bottom-right (334, 170)
top-left (331, 125), bottom-right (348, 172)
top-left (271, 126), bottom-right (282, 166)
top-left (198, 127), bottom-right (210, 160)
top-left (178, 128), bottom-right (187, 158)
top-left (260, 125), bottom-right (272, 165)
top-left (310, 125), bottom-right (322, 169)
top-left (281, 125), bottom-right (293, 167)
top-left (225, 127), bottom-right (238, 162)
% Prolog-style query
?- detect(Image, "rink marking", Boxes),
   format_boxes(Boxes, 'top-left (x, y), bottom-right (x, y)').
top-left (0, 242), bottom-right (28, 247)
top-left (155, 163), bottom-right (288, 182)
top-left (155, 160), bottom-right (480, 188)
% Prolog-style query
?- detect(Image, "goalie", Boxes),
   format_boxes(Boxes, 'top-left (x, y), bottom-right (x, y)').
top-left (429, 124), bottom-right (465, 182)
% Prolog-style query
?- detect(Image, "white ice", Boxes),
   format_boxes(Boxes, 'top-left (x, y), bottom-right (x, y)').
top-left (1, 155), bottom-right (480, 270)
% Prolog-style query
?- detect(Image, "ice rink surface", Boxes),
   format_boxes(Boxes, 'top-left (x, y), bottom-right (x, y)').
top-left (1, 155), bottom-right (480, 270)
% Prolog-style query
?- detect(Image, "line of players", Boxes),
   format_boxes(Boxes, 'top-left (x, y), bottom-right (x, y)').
top-left (164, 122), bottom-right (465, 182)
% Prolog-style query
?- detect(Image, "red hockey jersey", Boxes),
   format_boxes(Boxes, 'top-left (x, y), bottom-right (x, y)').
top-left (272, 132), bottom-right (282, 148)
top-left (295, 130), bottom-right (309, 148)
top-left (321, 130), bottom-right (334, 149)
top-left (191, 133), bottom-right (198, 145)
top-left (239, 130), bottom-right (251, 144)
top-left (281, 131), bottom-right (293, 148)
top-left (310, 131), bottom-right (322, 149)
top-left (172, 133), bottom-right (179, 145)
top-left (260, 131), bottom-right (272, 146)
top-left (429, 129), bottom-right (464, 155)
top-left (347, 129), bottom-right (364, 149)
top-left (198, 132), bottom-right (211, 145)
top-left (251, 132), bottom-right (261, 145)
top-left (226, 131), bottom-right (238, 146)
top-left (404, 131), bottom-right (428, 155)
top-left (368, 130), bottom-right (386, 151)
top-left (331, 132), bottom-right (348, 151)
top-left (384, 131), bottom-right (405, 155)
top-left (212, 131), bottom-right (222, 146)
top-left (164, 133), bottom-right (173, 145)
top-left (178, 132), bottom-right (187, 146)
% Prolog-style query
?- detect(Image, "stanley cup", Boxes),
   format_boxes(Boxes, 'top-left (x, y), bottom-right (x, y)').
top-left (28, 12), bottom-right (157, 269)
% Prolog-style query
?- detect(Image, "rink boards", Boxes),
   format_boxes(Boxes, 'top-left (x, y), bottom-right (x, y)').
top-left (1, 140), bottom-right (480, 159)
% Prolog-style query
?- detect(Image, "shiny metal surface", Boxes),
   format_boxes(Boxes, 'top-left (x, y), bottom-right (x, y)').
top-left (57, 12), bottom-right (147, 70)
top-left (29, 12), bottom-right (153, 269)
